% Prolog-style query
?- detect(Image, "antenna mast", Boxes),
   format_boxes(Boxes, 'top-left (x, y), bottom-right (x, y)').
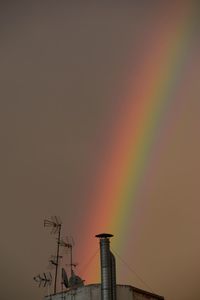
top-left (44, 216), bottom-right (62, 294)
top-left (34, 218), bottom-right (84, 296)
top-left (60, 236), bottom-right (76, 277)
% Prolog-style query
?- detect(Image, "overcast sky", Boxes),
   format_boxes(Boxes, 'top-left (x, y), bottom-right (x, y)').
top-left (0, 2), bottom-right (200, 300)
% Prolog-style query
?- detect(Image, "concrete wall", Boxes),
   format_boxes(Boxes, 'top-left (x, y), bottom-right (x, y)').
top-left (46, 285), bottom-right (100, 300)
top-left (45, 284), bottom-right (164, 300)
top-left (117, 285), bottom-right (163, 300)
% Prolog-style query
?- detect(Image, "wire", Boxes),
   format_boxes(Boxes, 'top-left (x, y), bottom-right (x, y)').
top-left (111, 247), bottom-right (155, 293)
top-left (79, 248), bottom-right (99, 278)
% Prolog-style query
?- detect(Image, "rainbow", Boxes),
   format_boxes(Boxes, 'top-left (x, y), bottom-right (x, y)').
top-left (79, 2), bottom-right (198, 283)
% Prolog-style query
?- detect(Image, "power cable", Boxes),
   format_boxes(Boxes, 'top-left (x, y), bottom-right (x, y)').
top-left (111, 247), bottom-right (155, 293)
top-left (79, 248), bottom-right (99, 278)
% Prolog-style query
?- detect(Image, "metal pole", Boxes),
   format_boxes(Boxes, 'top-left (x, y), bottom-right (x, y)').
top-left (70, 244), bottom-right (73, 277)
top-left (54, 224), bottom-right (61, 294)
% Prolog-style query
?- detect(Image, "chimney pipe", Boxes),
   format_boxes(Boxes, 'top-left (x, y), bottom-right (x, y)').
top-left (110, 251), bottom-right (116, 300)
top-left (96, 233), bottom-right (116, 300)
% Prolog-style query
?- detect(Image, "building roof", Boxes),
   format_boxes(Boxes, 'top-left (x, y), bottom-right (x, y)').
top-left (120, 284), bottom-right (164, 299)
top-left (45, 283), bottom-right (164, 300)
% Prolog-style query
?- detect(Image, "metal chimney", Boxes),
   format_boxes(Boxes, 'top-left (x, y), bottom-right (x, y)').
top-left (96, 233), bottom-right (116, 300)
top-left (110, 251), bottom-right (116, 300)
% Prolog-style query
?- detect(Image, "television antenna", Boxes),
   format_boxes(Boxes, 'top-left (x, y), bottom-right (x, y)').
top-left (44, 216), bottom-right (62, 294)
top-left (60, 236), bottom-right (77, 277)
top-left (48, 254), bottom-right (62, 269)
top-left (33, 272), bottom-right (52, 288)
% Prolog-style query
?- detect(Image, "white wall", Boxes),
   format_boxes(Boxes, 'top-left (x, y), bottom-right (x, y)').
top-left (45, 284), bottom-right (164, 300)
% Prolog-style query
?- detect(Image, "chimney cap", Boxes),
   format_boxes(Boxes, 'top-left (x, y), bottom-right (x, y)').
top-left (95, 233), bottom-right (113, 238)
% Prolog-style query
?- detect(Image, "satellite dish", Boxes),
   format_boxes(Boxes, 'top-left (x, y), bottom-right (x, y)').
top-left (62, 268), bottom-right (69, 288)
top-left (69, 270), bottom-right (84, 288)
